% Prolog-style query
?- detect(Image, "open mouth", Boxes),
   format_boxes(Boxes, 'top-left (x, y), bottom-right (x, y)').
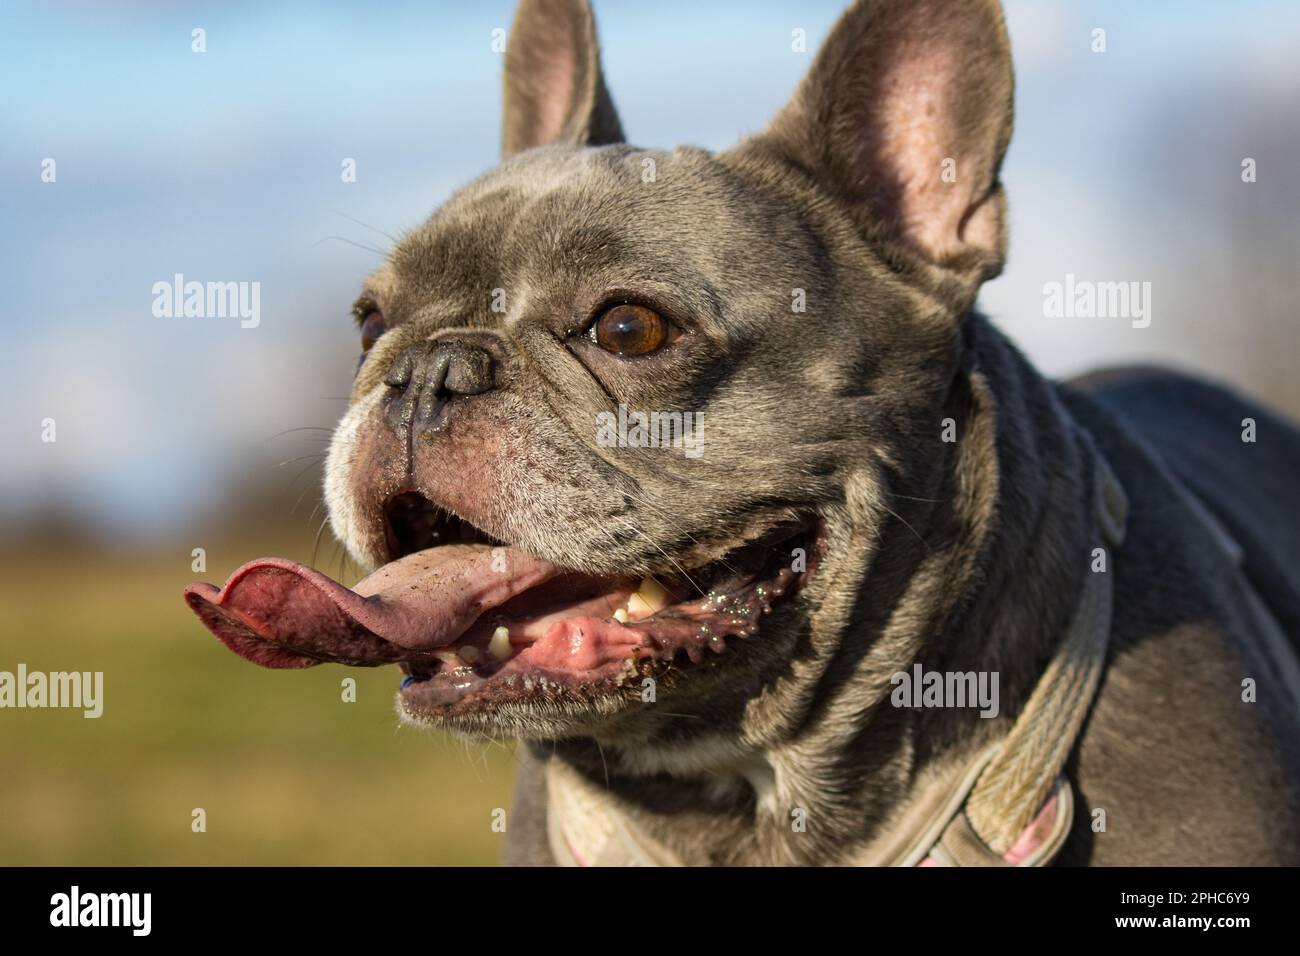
top-left (183, 492), bottom-right (817, 716)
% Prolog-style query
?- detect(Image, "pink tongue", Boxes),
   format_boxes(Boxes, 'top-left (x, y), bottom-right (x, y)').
top-left (183, 544), bottom-right (561, 669)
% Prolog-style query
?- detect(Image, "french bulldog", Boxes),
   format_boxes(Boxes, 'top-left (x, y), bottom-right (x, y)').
top-left (185, 0), bottom-right (1300, 865)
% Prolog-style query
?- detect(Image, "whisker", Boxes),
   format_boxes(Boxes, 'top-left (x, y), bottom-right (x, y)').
top-left (881, 503), bottom-right (929, 551)
top-left (613, 517), bottom-right (703, 597)
top-left (613, 487), bottom-right (796, 581)
top-left (313, 235), bottom-right (386, 256)
top-left (266, 426), bottom-right (334, 441)
top-left (307, 493), bottom-right (330, 527)
top-left (290, 485), bottom-right (319, 518)
top-left (331, 209), bottom-right (398, 243)
top-left (887, 492), bottom-right (943, 504)
top-left (275, 453), bottom-right (327, 468)
top-left (288, 457), bottom-right (324, 484)
top-left (612, 487), bottom-right (743, 579)
top-left (311, 516), bottom-right (331, 569)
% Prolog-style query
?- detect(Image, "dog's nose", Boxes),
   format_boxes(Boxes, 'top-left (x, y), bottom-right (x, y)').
top-left (383, 340), bottom-right (495, 435)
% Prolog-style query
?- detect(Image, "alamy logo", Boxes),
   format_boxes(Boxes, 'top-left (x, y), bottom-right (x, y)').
top-left (50, 886), bottom-right (151, 936)
top-left (595, 404), bottom-right (704, 459)
top-left (1042, 273), bottom-right (1151, 329)
top-left (151, 273), bottom-right (261, 328)
top-left (890, 664), bottom-right (1000, 718)
top-left (0, 663), bottom-right (103, 718)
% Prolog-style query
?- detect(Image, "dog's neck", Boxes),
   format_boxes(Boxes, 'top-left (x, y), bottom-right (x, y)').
top-left (543, 312), bottom-right (1099, 865)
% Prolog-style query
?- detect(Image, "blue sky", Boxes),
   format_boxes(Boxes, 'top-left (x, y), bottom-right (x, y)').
top-left (2, 1), bottom-right (1297, 538)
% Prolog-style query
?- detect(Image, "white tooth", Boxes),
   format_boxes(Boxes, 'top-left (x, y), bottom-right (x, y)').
top-left (628, 576), bottom-right (670, 619)
top-left (458, 645), bottom-right (480, 664)
top-left (613, 607), bottom-right (629, 624)
top-left (489, 626), bottom-right (512, 660)
top-left (636, 576), bottom-right (670, 612)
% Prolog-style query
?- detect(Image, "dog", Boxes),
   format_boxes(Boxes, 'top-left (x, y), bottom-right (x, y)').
top-left (185, 0), bottom-right (1300, 865)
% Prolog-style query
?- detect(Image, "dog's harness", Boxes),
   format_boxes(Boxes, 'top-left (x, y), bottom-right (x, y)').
top-left (547, 449), bottom-right (1129, 867)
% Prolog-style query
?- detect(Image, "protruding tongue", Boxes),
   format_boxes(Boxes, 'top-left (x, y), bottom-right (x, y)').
top-left (183, 544), bottom-right (561, 669)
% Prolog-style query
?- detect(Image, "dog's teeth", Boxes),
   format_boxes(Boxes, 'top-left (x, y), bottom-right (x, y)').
top-left (458, 645), bottom-right (480, 664)
top-left (613, 607), bottom-right (629, 624)
top-left (628, 577), bottom-right (670, 618)
top-left (640, 576), bottom-right (670, 607)
top-left (489, 626), bottom-right (512, 660)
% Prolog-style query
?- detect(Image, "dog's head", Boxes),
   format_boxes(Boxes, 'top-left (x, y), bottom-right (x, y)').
top-left (187, 0), bottom-right (1014, 743)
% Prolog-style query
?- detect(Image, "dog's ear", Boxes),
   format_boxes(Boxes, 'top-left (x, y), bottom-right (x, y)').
top-left (750, 0), bottom-right (1014, 286)
top-left (501, 0), bottom-right (624, 159)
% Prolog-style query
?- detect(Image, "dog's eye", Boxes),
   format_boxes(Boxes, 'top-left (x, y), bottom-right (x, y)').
top-left (360, 310), bottom-right (387, 352)
top-left (589, 304), bottom-right (674, 356)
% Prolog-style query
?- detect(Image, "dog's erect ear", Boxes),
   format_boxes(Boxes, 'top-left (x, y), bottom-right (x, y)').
top-left (755, 0), bottom-right (1014, 284)
top-left (501, 0), bottom-right (624, 159)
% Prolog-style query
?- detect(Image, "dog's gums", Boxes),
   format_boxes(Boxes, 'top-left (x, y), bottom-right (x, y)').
top-left (184, 508), bottom-right (817, 717)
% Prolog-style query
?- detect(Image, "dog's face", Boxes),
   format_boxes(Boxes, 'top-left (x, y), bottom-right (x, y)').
top-left (189, 0), bottom-right (1014, 744)
top-left (326, 145), bottom-right (869, 738)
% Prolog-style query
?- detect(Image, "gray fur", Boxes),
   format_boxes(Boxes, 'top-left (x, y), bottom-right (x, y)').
top-left (324, 0), bottom-right (1300, 864)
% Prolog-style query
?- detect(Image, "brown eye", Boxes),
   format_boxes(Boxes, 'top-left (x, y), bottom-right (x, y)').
top-left (360, 310), bottom-right (386, 352)
top-left (590, 304), bottom-right (674, 355)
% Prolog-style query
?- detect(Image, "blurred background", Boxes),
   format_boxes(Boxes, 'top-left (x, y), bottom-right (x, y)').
top-left (1, 0), bottom-right (1297, 864)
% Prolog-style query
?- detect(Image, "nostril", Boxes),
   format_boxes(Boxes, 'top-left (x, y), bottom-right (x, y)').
top-left (384, 348), bottom-right (416, 389)
top-left (444, 348), bottom-right (494, 395)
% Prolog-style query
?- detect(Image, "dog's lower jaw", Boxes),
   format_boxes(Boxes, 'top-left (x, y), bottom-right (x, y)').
top-left (516, 313), bottom-right (1101, 866)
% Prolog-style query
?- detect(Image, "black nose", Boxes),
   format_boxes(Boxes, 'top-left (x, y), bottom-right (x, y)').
top-left (383, 340), bottom-right (495, 435)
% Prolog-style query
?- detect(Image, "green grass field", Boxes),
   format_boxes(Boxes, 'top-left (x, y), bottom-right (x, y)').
top-left (0, 538), bottom-right (516, 865)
